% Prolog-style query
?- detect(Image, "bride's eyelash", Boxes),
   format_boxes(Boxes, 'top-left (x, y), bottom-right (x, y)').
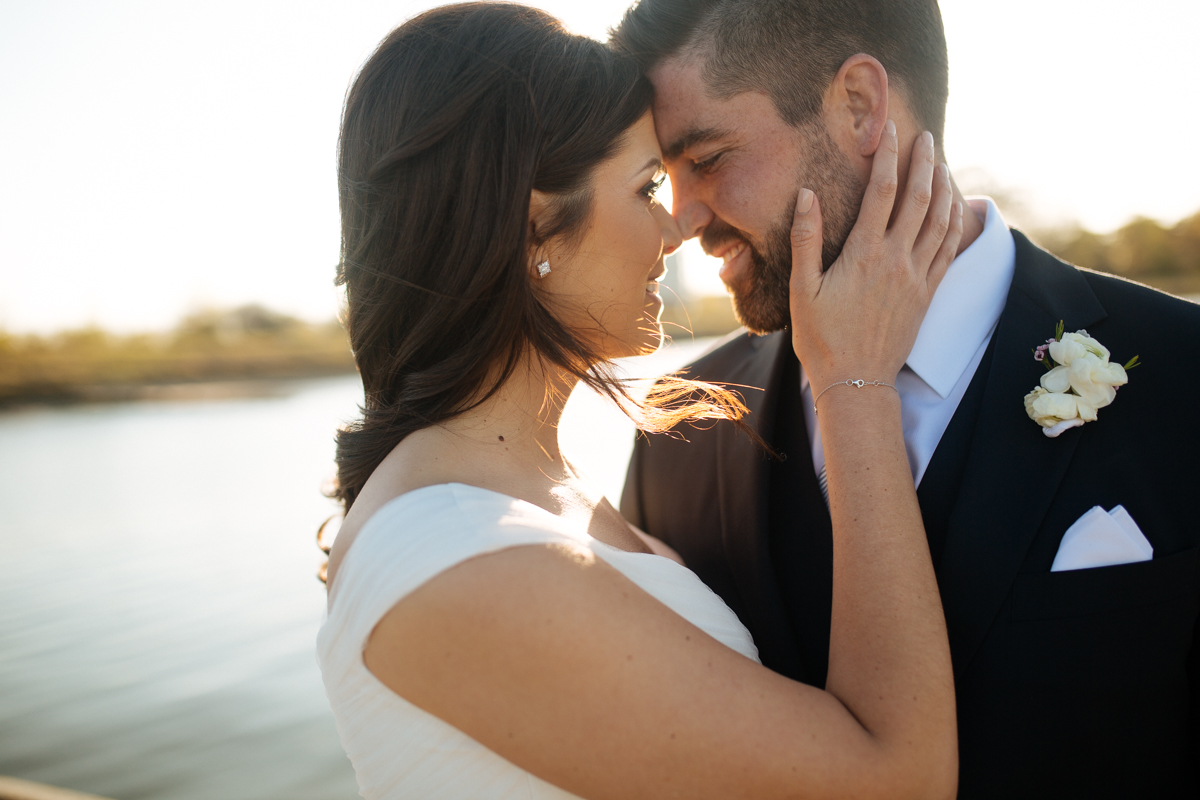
top-left (640, 173), bottom-right (667, 202)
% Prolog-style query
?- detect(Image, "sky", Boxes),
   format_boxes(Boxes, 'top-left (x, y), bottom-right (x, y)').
top-left (0, 0), bottom-right (1197, 334)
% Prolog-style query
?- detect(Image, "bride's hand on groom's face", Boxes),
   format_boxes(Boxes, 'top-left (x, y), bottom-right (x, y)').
top-left (788, 121), bottom-right (964, 393)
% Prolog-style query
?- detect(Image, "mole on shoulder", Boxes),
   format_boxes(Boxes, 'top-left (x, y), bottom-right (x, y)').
top-left (498, 435), bottom-right (505, 442)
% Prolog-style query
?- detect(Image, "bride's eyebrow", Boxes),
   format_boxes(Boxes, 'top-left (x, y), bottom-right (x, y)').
top-left (663, 126), bottom-right (733, 161)
top-left (636, 157), bottom-right (665, 176)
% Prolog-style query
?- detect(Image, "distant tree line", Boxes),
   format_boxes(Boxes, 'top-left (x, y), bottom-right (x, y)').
top-left (1038, 210), bottom-right (1200, 296)
top-left (0, 305), bottom-right (355, 407)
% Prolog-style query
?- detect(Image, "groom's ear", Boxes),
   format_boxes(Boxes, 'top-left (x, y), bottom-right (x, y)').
top-left (825, 54), bottom-right (889, 159)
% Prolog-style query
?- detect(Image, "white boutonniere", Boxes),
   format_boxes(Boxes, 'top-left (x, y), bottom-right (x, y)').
top-left (1023, 321), bottom-right (1141, 438)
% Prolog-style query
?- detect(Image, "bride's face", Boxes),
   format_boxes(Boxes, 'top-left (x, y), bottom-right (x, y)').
top-left (538, 113), bottom-right (683, 359)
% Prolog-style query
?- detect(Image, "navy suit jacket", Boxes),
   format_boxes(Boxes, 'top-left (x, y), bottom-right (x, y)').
top-left (621, 232), bottom-right (1200, 798)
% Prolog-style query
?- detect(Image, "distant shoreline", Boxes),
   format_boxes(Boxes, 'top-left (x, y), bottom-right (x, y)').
top-left (0, 369), bottom-right (360, 412)
top-left (0, 306), bottom-right (357, 411)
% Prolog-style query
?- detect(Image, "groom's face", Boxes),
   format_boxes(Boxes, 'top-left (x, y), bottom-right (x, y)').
top-left (649, 58), bottom-right (863, 334)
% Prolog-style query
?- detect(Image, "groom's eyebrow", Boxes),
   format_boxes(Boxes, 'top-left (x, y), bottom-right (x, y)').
top-left (663, 127), bottom-right (733, 161)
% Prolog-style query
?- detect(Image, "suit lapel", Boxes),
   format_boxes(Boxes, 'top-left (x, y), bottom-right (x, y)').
top-left (937, 231), bottom-right (1108, 678)
top-left (916, 335), bottom-right (997, 566)
top-left (712, 331), bottom-right (794, 650)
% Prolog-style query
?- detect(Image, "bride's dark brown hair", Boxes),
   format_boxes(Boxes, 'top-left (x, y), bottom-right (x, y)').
top-left (332, 2), bottom-right (751, 512)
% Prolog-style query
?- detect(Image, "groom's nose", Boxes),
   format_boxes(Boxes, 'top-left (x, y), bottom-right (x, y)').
top-left (669, 175), bottom-right (714, 241)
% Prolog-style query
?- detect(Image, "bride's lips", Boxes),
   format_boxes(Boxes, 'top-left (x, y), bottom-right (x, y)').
top-left (711, 240), bottom-right (750, 288)
top-left (645, 264), bottom-right (666, 306)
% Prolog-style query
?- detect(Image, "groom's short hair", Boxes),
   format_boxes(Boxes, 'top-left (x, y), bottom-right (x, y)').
top-left (610, 0), bottom-right (949, 143)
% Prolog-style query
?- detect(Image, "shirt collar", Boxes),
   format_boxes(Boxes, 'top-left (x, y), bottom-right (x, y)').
top-left (904, 197), bottom-right (1016, 398)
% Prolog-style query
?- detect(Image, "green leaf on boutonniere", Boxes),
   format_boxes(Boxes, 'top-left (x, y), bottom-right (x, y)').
top-left (1124, 355), bottom-right (1141, 370)
top-left (1055, 320), bottom-right (1065, 341)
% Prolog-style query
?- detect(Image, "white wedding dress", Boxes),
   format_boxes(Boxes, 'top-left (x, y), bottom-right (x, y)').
top-left (317, 483), bottom-right (759, 800)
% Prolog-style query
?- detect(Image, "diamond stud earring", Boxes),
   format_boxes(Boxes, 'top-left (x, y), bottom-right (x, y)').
top-left (536, 260), bottom-right (551, 278)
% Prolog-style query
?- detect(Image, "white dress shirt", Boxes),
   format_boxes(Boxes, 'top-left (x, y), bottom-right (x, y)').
top-left (801, 197), bottom-right (1017, 487)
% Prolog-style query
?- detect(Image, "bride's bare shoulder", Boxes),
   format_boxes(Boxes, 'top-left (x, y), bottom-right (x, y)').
top-left (326, 429), bottom-right (465, 592)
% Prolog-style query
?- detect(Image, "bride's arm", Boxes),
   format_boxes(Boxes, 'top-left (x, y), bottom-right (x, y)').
top-left (789, 124), bottom-right (963, 798)
top-left (364, 126), bottom-right (962, 800)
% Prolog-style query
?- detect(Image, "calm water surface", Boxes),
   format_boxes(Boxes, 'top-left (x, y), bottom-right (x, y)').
top-left (0, 337), bottom-right (718, 799)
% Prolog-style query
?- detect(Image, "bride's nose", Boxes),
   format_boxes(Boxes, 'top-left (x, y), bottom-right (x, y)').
top-left (653, 203), bottom-right (684, 254)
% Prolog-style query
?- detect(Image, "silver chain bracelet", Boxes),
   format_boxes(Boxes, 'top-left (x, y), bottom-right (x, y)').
top-left (813, 379), bottom-right (897, 416)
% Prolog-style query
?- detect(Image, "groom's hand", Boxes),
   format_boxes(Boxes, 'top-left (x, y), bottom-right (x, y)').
top-left (787, 121), bottom-right (963, 393)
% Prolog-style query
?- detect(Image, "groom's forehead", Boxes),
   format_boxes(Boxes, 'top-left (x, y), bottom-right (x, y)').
top-left (649, 58), bottom-right (736, 156)
top-left (649, 57), bottom-right (781, 160)
top-left (648, 57), bottom-right (707, 113)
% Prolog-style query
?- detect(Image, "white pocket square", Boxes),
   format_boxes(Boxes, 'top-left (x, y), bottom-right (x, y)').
top-left (1050, 505), bottom-right (1153, 572)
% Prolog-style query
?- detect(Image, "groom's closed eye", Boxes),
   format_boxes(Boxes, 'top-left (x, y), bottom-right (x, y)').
top-left (692, 152), bottom-right (724, 175)
top-left (663, 126), bottom-right (734, 162)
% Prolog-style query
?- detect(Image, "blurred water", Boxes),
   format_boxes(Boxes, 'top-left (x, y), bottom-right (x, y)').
top-left (0, 336), bottom-right (718, 800)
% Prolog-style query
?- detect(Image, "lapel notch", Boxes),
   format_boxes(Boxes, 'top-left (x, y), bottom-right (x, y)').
top-left (938, 231), bottom-right (1108, 677)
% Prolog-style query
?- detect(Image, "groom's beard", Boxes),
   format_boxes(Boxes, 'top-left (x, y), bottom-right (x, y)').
top-left (702, 215), bottom-right (793, 336)
top-left (703, 126), bottom-right (862, 335)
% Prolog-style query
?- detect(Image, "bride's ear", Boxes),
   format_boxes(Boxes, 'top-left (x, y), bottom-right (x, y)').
top-left (528, 190), bottom-right (552, 242)
top-left (826, 54), bottom-right (889, 158)
top-left (527, 189), bottom-right (554, 278)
